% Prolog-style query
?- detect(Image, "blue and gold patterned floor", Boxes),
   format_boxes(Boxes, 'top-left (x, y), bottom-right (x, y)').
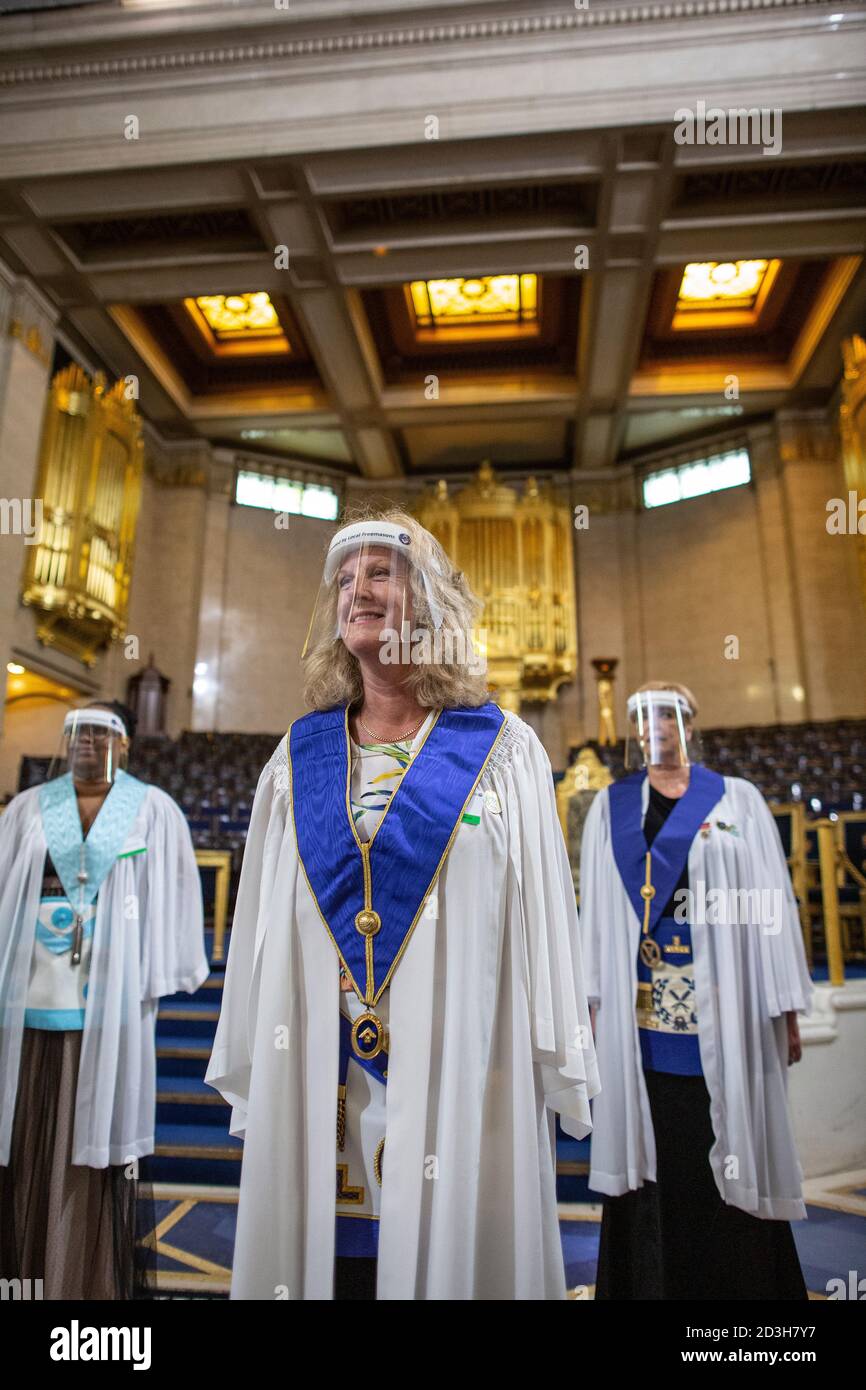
top-left (144, 1168), bottom-right (866, 1299)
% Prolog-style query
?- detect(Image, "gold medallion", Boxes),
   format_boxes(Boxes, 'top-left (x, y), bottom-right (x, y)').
top-left (350, 1010), bottom-right (388, 1060)
top-left (639, 936), bottom-right (663, 969)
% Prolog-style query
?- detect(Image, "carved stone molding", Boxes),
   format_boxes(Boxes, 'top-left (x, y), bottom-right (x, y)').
top-left (776, 410), bottom-right (841, 466)
top-left (570, 474), bottom-right (635, 516)
top-left (1, 1), bottom-right (858, 184)
top-left (8, 318), bottom-right (51, 369)
top-left (144, 433), bottom-right (213, 490)
top-left (0, 272), bottom-right (58, 369)
top-left (0, 0), bottom-right (834, 88)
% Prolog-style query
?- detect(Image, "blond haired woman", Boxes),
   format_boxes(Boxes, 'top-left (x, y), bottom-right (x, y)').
top-left (579, 681), bottom-right (811, 1299)
top-left (207, 509), bottom-right (599, 1300)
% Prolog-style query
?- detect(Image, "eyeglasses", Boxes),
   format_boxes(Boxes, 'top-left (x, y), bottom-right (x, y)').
top-left (72, 730), bottom-right (118, 746)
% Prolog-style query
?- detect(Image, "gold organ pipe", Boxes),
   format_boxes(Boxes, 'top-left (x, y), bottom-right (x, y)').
top-left (21, 365), bottom-right (143, 664)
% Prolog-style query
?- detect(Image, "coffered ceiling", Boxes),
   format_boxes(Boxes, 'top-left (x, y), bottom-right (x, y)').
top-left (0, 1), bottom-right (864, 480)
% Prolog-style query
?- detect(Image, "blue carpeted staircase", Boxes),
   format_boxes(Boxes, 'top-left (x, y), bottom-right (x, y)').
top-left (153, 929), bottom-right (241, 1186)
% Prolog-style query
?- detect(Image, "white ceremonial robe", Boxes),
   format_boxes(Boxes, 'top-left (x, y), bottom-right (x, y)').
top-left (579, 772), bottom-right (813, 1221)
top-left (0, 780), bottom-right (208, 1167)
top-left (206, 709), bottom-right (600, 1300)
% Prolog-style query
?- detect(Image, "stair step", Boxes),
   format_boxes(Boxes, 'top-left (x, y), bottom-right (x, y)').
top-left (157, 1035), bottom-right (212, 1078)
top-left (156, 1075), bottom-right (228, 1127)
top-left (147, 1154), bottom-right (241, 1187)
top-left (556, 1165), bottom-right (592, 1204)
top-left (155, 1123), bottom-right (242, 1161)
top-left (157, 1003), bottom-right (221, 1033)
top-left (157, 1035), bottom-right (212, 1056)
top-left (162, 977), bottom-right (223, 1008)
top-left (157, 1075), bottom-right (224, 1103)
top-left (160, 999), bottom-right (220, 1014)
top-left (155, 1143), bottom-right (241, 1161)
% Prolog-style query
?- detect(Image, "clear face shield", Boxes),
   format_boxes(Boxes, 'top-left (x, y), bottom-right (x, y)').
top-left (48, 707), bottom-right (128, 786)
top-left (302, 522), bottom-right (446, 670)
top-left (624, 688), bottom-right (701, 771)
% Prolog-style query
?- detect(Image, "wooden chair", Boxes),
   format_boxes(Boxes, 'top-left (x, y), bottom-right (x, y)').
top-left (835, 812), bottom-right (866, 960)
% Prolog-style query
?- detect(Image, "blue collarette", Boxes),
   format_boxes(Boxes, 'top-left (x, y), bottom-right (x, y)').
top-left (609, 764), bottom-right (725, 932)
top-left (288, 702), bottom-right (506, 1006)
top-left (38, 768), bottom-right (150, 909)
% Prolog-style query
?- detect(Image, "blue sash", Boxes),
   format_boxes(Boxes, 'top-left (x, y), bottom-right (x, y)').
top-left (39, 768), bottom-right (150, 908)
top-left (288, 702), bottom-right (506, 1005)
top-left (609, 765), bottom-right (725, 932)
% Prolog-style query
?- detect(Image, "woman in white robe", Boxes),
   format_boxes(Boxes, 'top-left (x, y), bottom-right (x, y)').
top-left (0, 701), bottom-right (208, 1298)
top-left (579, 681), bottom-right (812, 1300)
top-left (206, 509), bottom-right (599, 1300)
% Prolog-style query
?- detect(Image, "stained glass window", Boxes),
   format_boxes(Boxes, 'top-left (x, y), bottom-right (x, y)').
top-left (407, 275), bottom-right (539, 330)
top-left (642, 448), bottom-right (751, 509)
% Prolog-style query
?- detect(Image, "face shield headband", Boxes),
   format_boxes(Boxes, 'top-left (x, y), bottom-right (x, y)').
top-left (302, 522), bottom-right (445, 660)
top-left (625, 688), bottom-right (698, 770)
top-left (58, 707), bottom-right (128, 785)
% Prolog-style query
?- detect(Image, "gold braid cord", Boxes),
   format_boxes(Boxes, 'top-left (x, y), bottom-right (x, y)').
top-left (337, 1084), bottom-right (347, 1152)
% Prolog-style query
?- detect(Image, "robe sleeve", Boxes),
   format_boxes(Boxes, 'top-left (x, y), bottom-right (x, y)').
top-left (0, 787), bottom-right (32, 857)
top-left (576, 786), bottom-right (609, 1008)
top-left (0, 788), bottom-right (43, 960)
top-left (737, 778), bottom-right (813, 1017)
top-left (506, 723), bottom-right (601, 1140)
top-left (205, 752), bottom-right (288, 1138)
top-left (139, 787), bottom-right (209, 1000)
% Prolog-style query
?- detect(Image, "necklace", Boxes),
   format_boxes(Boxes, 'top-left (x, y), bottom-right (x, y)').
top-left (638, 849), bottom-right (662, 967)
top-left (358, 709), bottom-right (427, 744)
